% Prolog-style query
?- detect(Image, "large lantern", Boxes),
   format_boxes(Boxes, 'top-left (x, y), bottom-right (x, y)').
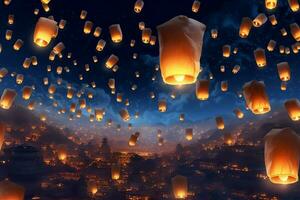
top-left (277, 62), bottom-right (290, 81)
top-left (265, 0), bottom-right (277, 9)
top-left (290, 23), bottom-right (300, 41)
top-left (195, 79), bottom-right (209, 100)
top-left (157, 15), bottom-right (206, 85)
top-left (243, 80), bottom-right (271, 115)
top-left (284, 99), bottom-right (300, 121)
top-left (109, 24), bottom-right (123, 43)
top-left (22, 86), bottom-right (32, 100)
top-left (105, 54), bottom-right (119, 69)
top-left (33, 17), bottom-right (58, 47)
top-left (172, 175), bottom-right (188, 199)
top-left (0, 89), bottom-right (17, 110)
top-left (119, 109), bottom-right (130, 121)
top-left (288, 0), bottom-right (299, 12)
top-left (0, 180), bottom-right (25, 200)
top-left (265, 128), bottom-right (300, 184)
top-left (239, 17), bottom-right (252, 38)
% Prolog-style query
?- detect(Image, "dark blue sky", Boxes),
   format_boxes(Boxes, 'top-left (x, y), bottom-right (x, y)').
top-left (0, 0), bottom-right (300, 130)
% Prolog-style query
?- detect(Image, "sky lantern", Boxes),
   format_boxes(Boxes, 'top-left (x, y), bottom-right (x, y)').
top-left (134, 0), bottom-right (144, 13)
top-left (221, 81), bottom-right (228, 92)
top-left (0, 180), bottom-right (25, 200)
top-left (13, 39), bottom-right (23, 51)
top-left (211, 29), bottom-right (218, 39)
top-left (277, 62), bottom-right (291, 81)
top-left (185, 128), bottom-right (193, 141)
top-left (179, 113), bottom-right (185, 121)
top-left (22, 86), bottom-right (32, 100)
top-left (267, 40), bottom-right (276, 51)
top-left (142, 28), bottom-right (152, 44)
top-left (79, 98), bottom-right (86, 109)
top-left (233, 108), bottom-right (244, 119)
top-left (288, 0), bottom-right (299, 12)
top-left (27, 101), bottom-right (35, 110)
top-left (116, 93), bottom-right (123, 102)
top-left (243, 80), bottom-right (271, 115)
top-left (3, 0), bottom-right (12, 5)
top-left (224, 133), bottom-right (234, 146)
top-left (80, 10), bottom-right (87, 19)
top-left (96, 39), bottom-right (106, 51)
top-left (67, 88), bottom-right (74, 99)
top-left (150, 35), bottom-right (156, 45)
top-left (220, 65), bottom-right (225, 73)
top-left (70, 103), bottom-right (76, 113)
top-left (57, 145), bottom-right (67, 162)
top-left (269, 15), bottom-right (277, 26)
top-left (93, 26), bottom-right (102, 37)
top-left (8, 14), bottom-right (14, 25)
top-left (158, 99), bottom-right (167, 112)
top-left (33, 17), bottom-right (58, 47)
top-left (108, 78), bottom-right (115, 89)
top-left (119, 109), bottom-right (130, 121)
top-left (111, 164), bottom-right (121, 180)
top-left (0, 68), bottom-right (8, 78)
top-left (87, 182), bottom-right (98, 196)
top-left (281, 81), bottom-right (287, 91)
top-left (58, 19), bottom-right (66, 29)
top-left (265, 0), bottom-right (277, 9)
top-left (0, 89), bottom-right (16, 110)
top-left (48, 84), bottom-right (56, 94)
top-left (5, 30), bottom-right (12, 40)
top-left (215, 116), bottom-right (225, 130)
top-left (109, 24), bottom-right (122, 43)
top-left (129, 134), bottom-right (138, 146)
top-left (285, 99), bottom-right (300, 121)
top-left (172, 175), bottom-right (188, 199)
top-left (105, 54), bottom-right (119, 69)
top-left (42, 3), bottom-right (50, 12)
top-left (192, 0), bottom-right (200, 13)
top-left (43, 77), bottom-right (49, 85)
top-left (139, 21), bottom-right (145, 30)
top-left (232, 65), bottom-right (240, 74)
top-left (265, 128), bottom-right (300, 184)
top-left (253, 13), bottom-right (267, 27)
top-left (53, 42), bottom-right (65, 55)
top-left (290, 23), bottom-right (300, 41)
top-left (239, 17), bottom-right (252, 38)
top-left (83, 21), bottom-right (93, 34)
top-left (95, 109), bottom-right (105, 121)
top-left (222, 45), bottom-right (231, 57)
top-left (254, 48), bottom-right (266, 68)
top-left (157, 15), bottom-right (205, 85)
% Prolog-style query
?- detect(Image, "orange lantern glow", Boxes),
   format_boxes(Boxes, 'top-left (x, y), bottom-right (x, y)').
top-left (239, 17), bottom-right (252, 38)
top-left (33, 17), bottom-right (58, 47)
top-left (172, 175), bottom-right (188, 199)
top-left (285, 99), bottom-right (300, 121)
top-left (215, 116), bottom-right (225, 130)
top-left (254, 48), bottom-right (266, 68)
top-left (0, 89), bottom-right (17, 110)
top-left (0, 180), bottom-right (25, 200)
top-left (277, 62), bottom-right (290, 81)
top-left (134, 0), bottom-right (144, 13)
top-left (109, 24), bottom-right (123, 43)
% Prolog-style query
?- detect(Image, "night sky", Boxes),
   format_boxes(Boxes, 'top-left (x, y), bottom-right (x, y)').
top-left (0, 0), bottom-right (300, 145)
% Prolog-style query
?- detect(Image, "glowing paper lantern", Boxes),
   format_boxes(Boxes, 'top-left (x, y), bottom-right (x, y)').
top-left (243, 80), bottom-right (271, 114)
top-left (96, 39), bottom-right (106, 51)
top-left (129, 134), bottom-right (138, 146)
top-left (134, 0), bottom-right (144, 13)
top-left (265, 128), bottom-right (300, 184)
top-left (53, 42), bottom-right (65, 55)
top-left (172, 175), bottom-right (188, 199)
top-left (22, 86), bottom-right (32, 100)
top-left (5, 30), bottom-right (12, 40)
top-left (285, 99), bottom-right (300, 121)
top-left (192, 0), bottom-right (200, 13)
top-left (0, 180), bottom-right (25, 200)
top-left (109, 24), bottom-right (122, 43)
top-left (211, 29), bottom-right (218, 39)
top-left (58, 19), bottom-right (66, 29)
top-left (108, 78), bottom-right (115, 89)
top-left (83, 21), bottom-right (93, 34)
top-left (290, 23), bottom-right (300, 41)
top-left (269, 15), bottom-right (277, 26)
top-left (142, 28), bottom-right (152, 44)
top-left (34, 17), bottom-right (58, 47)
top-left (0, 123), bottom-right (5, 150)
top-left (105, 54), bottom-right (119, 69)
top-left (277, 62), bottom-right (290, 81)
top-left (223, 45), bottom-right (231, 57)
top-left (221, 81), bottom-right (228, 92)
top-left (288, 0), bottom-right (299, 12)
top-left (0, 68), bottom-right (8, 78)
top-left (150, 36), bottom-right (156, 45)
top-left (215, 116), bottom-right (225, 130)
top-left (265, 0), bottom-right (277, 9)
top-left (253, 13), bottom-right (267, 27)
top-left (157, 15), bottom-right (205, 85)
top-left (158, 99), bottom-right (167, 112)
top-left (139, 21), bottom-right (145, 30)
top-left (111, 164), bottom-right (121, 180)
top-left (80, 10), bottom-right (87, 19)
top-left (267, 40), bottom-right (276, 51)
top-left (232, 65), bottom-right (240, 74)
top-left (16, 74), bottom-right (24, 84)
top-left (239, 17), bottom-right (252, 38)
top-left (0, 89), bottom-right (16, 109)
top-left (48, 84), bottom-right (56, 94)
top-left (119, 109), bottom-right (130, 121)
top-left (224, 133), bottom-right (234, 146)
top-left (13, 39), bottom-right (23, 51)
top-left (234, 108), bottom-right (244, 119)
top-left (8, 14), bottom-right (14, 25)
top-left (185, 128), bottom-right (193, 141)
top-left (93, 26), bottom-right (101, 37)
top-left (254, 48), bottom-right (266, 68)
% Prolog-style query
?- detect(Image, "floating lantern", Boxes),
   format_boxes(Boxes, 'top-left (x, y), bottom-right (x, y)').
top-left (223, 45), bottom-right (231, 57)
top-left (53, 42), bottom-right (65, 55)
top-left (267, 40), bottom-right (276, 51)
top-left (192, 0), bottom-right (200, 13)
top-left (157, 15), bottom-right (205, 85)
top-left (243, 80), bottom-right (271, 114)
top-left (13, 39), bottom-right (23, 51)
top-left (134, 0), bottom-right (144, 13)
top-left (109, 24), bottom-right (122, 43)
top-left (0, 68), bottom-right (8, 78)
top-left (265, 128), bottom-right (300, 184)
top-left (215, 116), bottom-right (225, 130)
top-left (288, 0), bottom-right (299, 12)
top-left (277, 62), bottom-right (290, 81)
top-left (285, 99), bottom-right (300, 121)
top-left (119, 109), bottom-right (130, 121)
top-left (22, 86), bottom-right (32, 100)
top-left (142, 28), bottom-right (152, 44)
top-left (58, 19), bottom-right (66, 29)
top-left (129, 134), bottom-right (138, 146)
top-left (269, 15), bottom-right (277, 26)
top-left (265, 0), bottom-right (277, 9)
top-left (0, 180), bottom-right (25, 200)
top-left (83, 21), bottom-right (93, 34)
top-left (5, 30), bottom-right (12, 40)
top-left (239, 17), bottom-right (252, 38)
top-left (234, 108), bottom-right (244, 119)
top-left (185, 128), bottom-right (193, 141)
top-left (254, 48), bottom-right (266, 68)
top-left (290, 23), bottom-right (300, 41)
top-left (93, 26), bottom-right (101, 37)
top-left (158, 99), bottom-right (167, 112)
top-left (0, 89), bottom-right (16, 110)
top-left (48, 84), bottom-right (56, 94)
top-left (111, 164), bottom-right (121, 180)
top-left (253, 13), bottom-right (267, 27)
top-left (105, 54), bottom-right (119, 69)
top-left (211, 29), bottom-right (218, 39)
top-left (172, 175), bottom-right (188, 199)
top-left (221, 81), bottom-right (228, 92)
top-left (96, 39), bottom-right (106, 51)
top-left (34, 17), bottom-right (58, 47)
